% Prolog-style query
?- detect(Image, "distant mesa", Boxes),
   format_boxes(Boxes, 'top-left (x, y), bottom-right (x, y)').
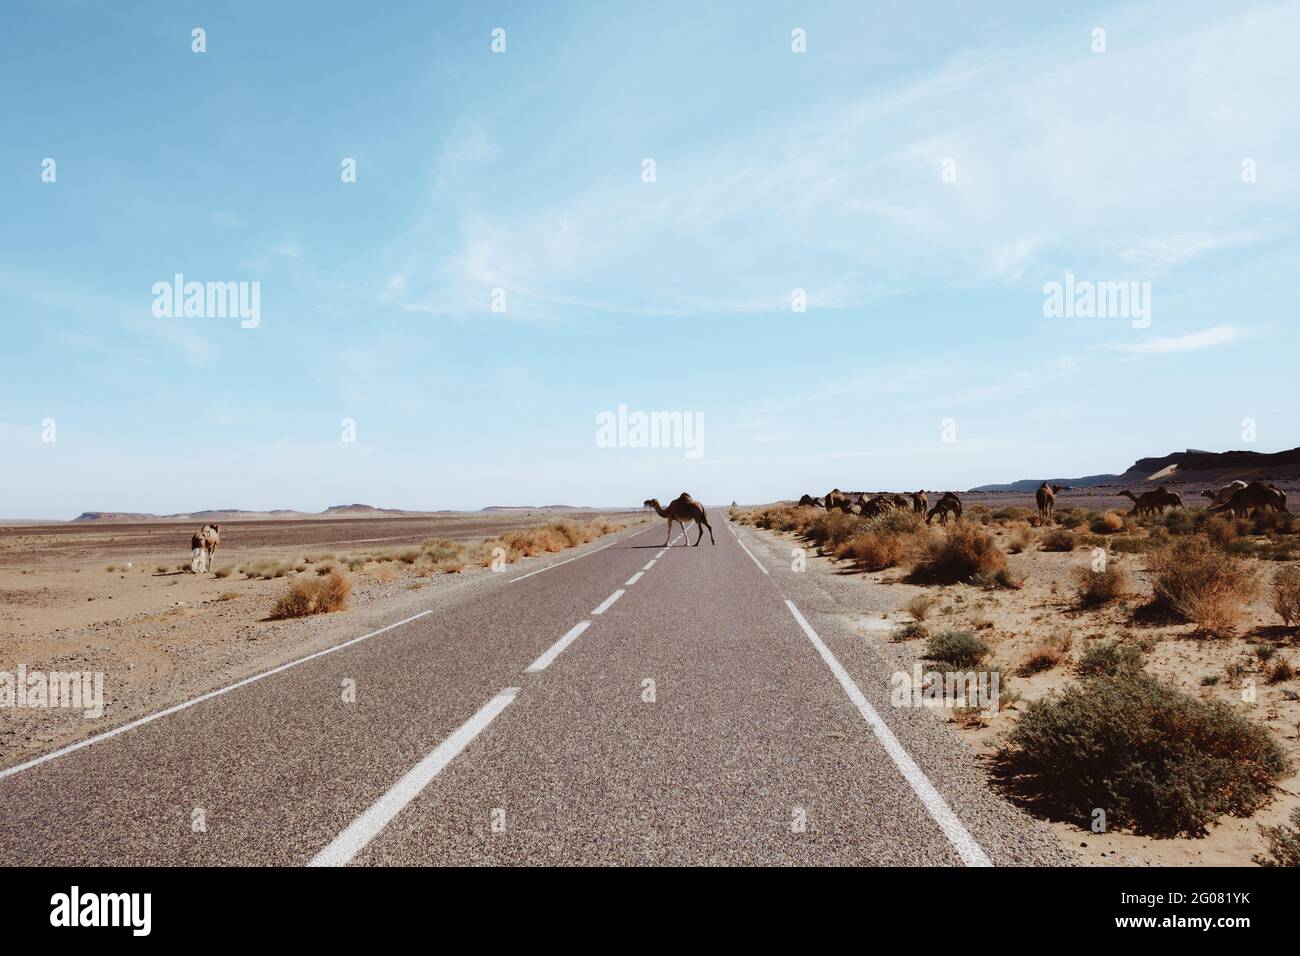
top-left (969, 446), bottom-right (1300, 493)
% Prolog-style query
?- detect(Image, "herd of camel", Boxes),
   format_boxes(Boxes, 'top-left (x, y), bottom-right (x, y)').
top-left (794, 478), bottom-right (1290, 526)
top-left (797, 489), bottom-right (965, 524)
top-left (178, 481), bottom-right (1292, 574)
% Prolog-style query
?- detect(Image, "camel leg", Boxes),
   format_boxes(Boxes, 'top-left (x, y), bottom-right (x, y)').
top-left (665, 519), bottom-right (674, 547)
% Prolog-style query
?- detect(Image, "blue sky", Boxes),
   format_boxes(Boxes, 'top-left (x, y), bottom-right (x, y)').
top-left (2, 0), bottom-right (1297, 518)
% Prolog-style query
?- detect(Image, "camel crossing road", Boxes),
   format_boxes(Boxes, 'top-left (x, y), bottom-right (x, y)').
top-left (0, 513), bottom-right (1069, 866)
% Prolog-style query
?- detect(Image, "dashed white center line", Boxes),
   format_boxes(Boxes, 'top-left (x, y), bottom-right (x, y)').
top-left (525, 621), bottom-right (591, 673)
top-left (625, 571), bottom-right (643, 586)
top-left (308, 687), bottom-right (520, 867)
top-left (591, 589), bottom-right (624, 615)
top-left (783, 599), bottom-right (992, 867)
top-left (642, 559), bottom-right (656, 570)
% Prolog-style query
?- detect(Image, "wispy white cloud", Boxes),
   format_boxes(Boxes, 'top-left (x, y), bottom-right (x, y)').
top-left (1108, 324), bottom-right (1250, 354)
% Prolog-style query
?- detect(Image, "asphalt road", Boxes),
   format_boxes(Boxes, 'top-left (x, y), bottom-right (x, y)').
top-left (0, 513), bottom-right (1070, 866)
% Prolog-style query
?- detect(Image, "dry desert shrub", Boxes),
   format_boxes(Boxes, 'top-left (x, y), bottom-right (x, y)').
top-left (1018, 632), bottom-right (1073, 676)
top-left (1075, 638), bottom-right (1150, 678)
top-left (1071, 563), bottom-right (1129, 608)
top-left (905, 593), bottom-right (939, 622)
top-left (1007, 526), bottom-right (1033, 554)
top-left (1274, 566), bottom-right (1300, 627)
top-left (997, 672), bottom-right (1288, 837)
top-left (1148, 539), bottom-right (1257, 637)
top-left (910, 524), bottom-right (1009, 585)
top-left (1090, 511), bottom-right (1125, 534)
top-left (1040, 528), bottom-right (1075, 552)
top-left (804, 511), bottom-right (861, 551)
top-left (1256, 808), bottom-right (1300, 866)
top-left (270, 570), bottom-right (352, 619)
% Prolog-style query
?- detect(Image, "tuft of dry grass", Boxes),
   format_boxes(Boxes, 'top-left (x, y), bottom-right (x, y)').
top-left (213, 566), bottom-right (233, 579)
top-left (1071, 562), bottom-right (1129, 608)
top-left (216, 591), bottom-right (239, 602)
top-left (1017, 632), bottom-right (1073, 676)
top-left (904, 594), bottom-right (938, 622)
top-left (1007, 527), bottom-right (1033, 554)
top-left (269, 571), bottom-right (352, 619)
top-left (1090, 511), bottom-right (1125, 534)
top-left (1148, 538), bottom-right (1257, 637)
top-left (1274, 566), bottom-right (1300, 627)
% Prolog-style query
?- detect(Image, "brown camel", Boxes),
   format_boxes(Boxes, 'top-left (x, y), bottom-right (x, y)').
top-left (644, 493), bottom-right (715, 546)
top-left (190, 523), bottom-right (221, 573)
top-left (1202, 480), bottom-right (1247, 507)
top-left (1209, 481), bottom-right (1288, 518)
top-left (824, 488), bottom-right (851, 512)
top-left (1119, 487), bottom-right (1184, 516)
top-left (926, 492), bottom-right (963, 525)
top-left (797, 494), bottom-right (819, 508)
top-left (911, 491), bottom-right (928, 516)
top-left (1035, 483), bottom-right (1061, 524)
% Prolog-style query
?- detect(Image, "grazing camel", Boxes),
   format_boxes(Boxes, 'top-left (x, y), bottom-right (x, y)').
top-left (1119, 487), bottom-right (1184, 516)
top-left (1209, 481), bottom-right (1288, 518)
top-left (926, 492), bottom-right (963, 525)
top-left (190, 524), bottom-right (221, 573)
top-left (911, 491), bottom-right (928, 516)
top-left (643, 493), bottom-right (715, 546)
top-left (797, 494), bottom-right (819, 508)
top-left (1202, 480), bottom-right (1248, 507)
top-left (824, 488), bottom-right (851, 513)
top-left (1035, 483), bottom-right (1061, 524)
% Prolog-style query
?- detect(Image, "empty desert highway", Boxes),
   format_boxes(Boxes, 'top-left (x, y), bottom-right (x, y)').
top-left (0, 514), bottom-right (1070, 866)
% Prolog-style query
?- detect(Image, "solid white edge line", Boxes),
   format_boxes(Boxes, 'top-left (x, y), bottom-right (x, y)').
top-left (524, 620), bottom-right (591, 673)
top-left (783, 599), bottom-right (993, 868)
top-left (591, 589), bottom-right (624, 615)
top-left (0, 610), bottom-right (435, 782)
top-left (308, 687), bottom-right (520, 867)
top-left (735, 533), bottom-right (769, 575)
top-left (625, 571), bottom-right (643, 586)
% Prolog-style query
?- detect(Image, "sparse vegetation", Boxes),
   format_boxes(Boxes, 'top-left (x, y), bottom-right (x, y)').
top-left (910, 524), bottom-right (1008, 585)
top-left (1274, 566), bottom-right (1300, 627)
top-left (1040, 528), bottom-right (1075, 552)
top-left (1071, 563), bottom-right (1129, 608)
top-left (998, 673), bottom-right (1289, 837)
top-left (1018, 632), bottom-right (1073, 676)
top-left (1076, 638), bottom-right (1150, 678)
top-left (904, 594), bottom-right (938, 622)
top-left (269, 570), bottom-right (352, 619)
top-left (923, 630), bottom-right (990, 670)
top-left (1149, 538), bottom-right (1257, 637)
top-left (1255, 808), bottom-right (1300, 866)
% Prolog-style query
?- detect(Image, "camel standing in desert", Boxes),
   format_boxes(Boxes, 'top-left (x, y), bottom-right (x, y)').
top-left (797, 494), bottom-right (819, 508)
top-left (1202, 480), bottom-right (1248, 507)
top-left (823, 488), bottom-right (851, 513)
top-left (1209, 481), bottom-right (1288, 517)
top-left (911, 491), bottom-right (928, 516)
top-left (1119, 487), bottom-right (1184, 516)
top-left (1035, 483), bottom-right (1061, 524)
top-left (926, 492), bottom-right (963, 525)
top-left (644, 493), bottom-right (715, 546)
top-left (190, 524), bottom-right (221, 573)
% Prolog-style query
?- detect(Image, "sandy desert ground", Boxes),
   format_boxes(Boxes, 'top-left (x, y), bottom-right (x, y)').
top-left (0, 509), bottom-right (647, 767)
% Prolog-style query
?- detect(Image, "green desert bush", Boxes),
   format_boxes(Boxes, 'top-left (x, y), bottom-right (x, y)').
top-left (1255, 808), bottom-right (1300, 866)
top-left (998, 673), bottom-right (1288, 836)
top-left (1075, 638), bottom-right (1150, 678)
top-left (923, 630), bottom-right (990, 670)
